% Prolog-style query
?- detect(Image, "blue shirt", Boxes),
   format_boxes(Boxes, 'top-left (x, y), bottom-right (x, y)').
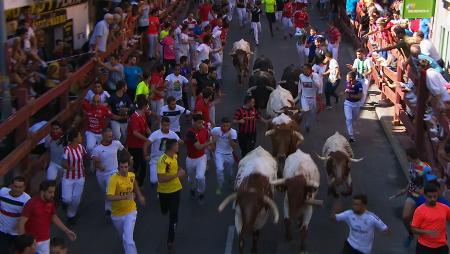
top-left (345, 80), bottom-right (363, 103)
top-left (418, 54), bottom-right (444, 73)
top-left (346, 0), bottom-right (358, 14)
top-left (124, 65), bottom-right (143, 90)
top-left (307, 35), bottom-right (317, 59)
top-left (419, 18), bottom-right (430, 39)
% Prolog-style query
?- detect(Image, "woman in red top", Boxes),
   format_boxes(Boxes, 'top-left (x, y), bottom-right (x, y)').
top-left (147, 9), bottom-right (160, 60)
top-left (150, 64), bottom-right (166, 125)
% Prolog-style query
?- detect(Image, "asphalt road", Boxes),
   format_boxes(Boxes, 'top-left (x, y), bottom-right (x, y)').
top-left (55, 8), bottom-right (411, 254)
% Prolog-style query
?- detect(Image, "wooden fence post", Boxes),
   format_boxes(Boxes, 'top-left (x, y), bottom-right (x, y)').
top-left (415, 70), bottom-right (428, 161)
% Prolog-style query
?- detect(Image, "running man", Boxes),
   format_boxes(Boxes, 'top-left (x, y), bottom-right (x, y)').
top-left (346, 48), bottom-right (372, 107)
top-left (250, 1), bottom-right (263, 46)
top-left (343, 71), bottom-right (363, 142)
top-left (107, 153), bottom-right (145, 254)
top-left (160, 96), bottom-right (191, 136)
top-left (45, 121), bottom-right (64, 180)
top-left (332, 194), bottom-right (389, 254)
top-left (164, 64), bottom-right (189, 106)
top-left (157, 139), bottom-right (185, 252)
top-left (262, 0), bottom-right (276, 37)
top-left (185, 114), bottom-right (214, 204)
top-left (298, 63), bottom-right (321, 133)
top-left (236, 0), bottom-right (248, 28)
top-left (211, 117), bottom-right (239, 195)
top-left (282, 0), bottom-right (294, 39)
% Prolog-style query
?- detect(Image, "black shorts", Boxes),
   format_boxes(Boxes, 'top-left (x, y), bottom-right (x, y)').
top-left (266, 12), bottom-right (275, 23)
top-left (343, 241), bottom-right (364, 254)
top-left (416, 242), bottom-right (449, 254)
top-left (138, 26), bottom-right (148, 34)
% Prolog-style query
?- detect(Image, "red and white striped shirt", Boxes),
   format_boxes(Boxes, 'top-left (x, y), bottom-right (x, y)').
top-left (63, 144), bottom-right (87, 179)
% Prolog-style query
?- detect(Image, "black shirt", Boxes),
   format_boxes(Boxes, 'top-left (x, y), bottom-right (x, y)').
top-left (108, 92), bottom-right (134, 123)
top-left (251, 7), bottom-right (262, 22)
top-left (192, 71), bottom-right (213, 96)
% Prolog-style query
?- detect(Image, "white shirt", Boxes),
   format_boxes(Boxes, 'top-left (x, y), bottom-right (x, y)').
top-left (148, 130), bottom-right (180, 159)
top-left (178, 33), bottom-right (190, 53)
top-left (312, 64), bottom-right (327, 89)
top-left (211, 127), bottom-right (237, 154)
top-left (196, 43), bottom-right (212, 63)
top-left (420, 39), bottom-right (441, 61)
top-left (138, 4), bottom-right (150, 27)
top-left (299, 73), bottom-right (321, 97)
top-left (85, 90), bottom-right (110, 104)
top-left (165, 73), bottom-right (189, 101)
top-left (91, 140), bottom-right (124, 174)
top-left (0, 187), bottom-right (31, 235)
top-left (336, 210), bottom-right (387, 254)
top-left (328, 58), bottom-right (340, 83)
top-left (89, 20), bottom-right (110, 52)
top-left (159, 105), bottom-right (191, 132)
top-left (425, 68), bottom-right (448, 97)
top-left (352, 58), bottom-right (371, 79)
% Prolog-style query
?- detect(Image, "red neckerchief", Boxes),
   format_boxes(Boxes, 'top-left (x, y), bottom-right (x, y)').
top-left (50, 132), bottom-right (64, 141)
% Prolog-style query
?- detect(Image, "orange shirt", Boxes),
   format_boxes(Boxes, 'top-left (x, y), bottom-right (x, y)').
top-left (148, 16), bottom-right (160, 35)
top-left (411, 203), bottom-right (450, 248)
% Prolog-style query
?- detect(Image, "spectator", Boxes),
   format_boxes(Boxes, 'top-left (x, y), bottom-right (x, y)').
top-left (160, 29), bottom-right (177, 72)
top-left (50, 237), bottom-right (67, 254)
top-left (134, 72), bottom-right (151, 102)
top-left (411, 183), bottom-right (450, 254)
top-left (137, 1), bottom-right (150, 35)
top-left (419, 18), bottom-right (431, 39)
top-left (89, 13), bottom-right (114, 53)
top-left (108, 81), bottom-right (133, 141)
top-left (147, 9), bottom-right (160, 60)
top-left (415, 31), bottom-right (443, 66)
top-left (410, 45), bottom-right (444, 74)
top-left (13, 234), bottom-right (36, 254)
top-left (123, 55), bottom-right (143, 99)
top-left (345, 0), bottom-right (358, 27)
top-left (18, 180), bottom-right (76, 254)
top-left (0, 177), bottom-right (31, 253)
top-left (419, 59), bottom-right (450, 109)
top-left (96, 54), bottom-right (125, 92)
top-left (85, 82), bottom-right (111, 105)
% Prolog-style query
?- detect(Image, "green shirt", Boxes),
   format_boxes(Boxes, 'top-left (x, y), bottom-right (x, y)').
top-left (135, 80), bottom-right (151, 101)
top-left (159, 29), bottom-right (169, 40)
top-left (263, 0), bottom-right (276, 13)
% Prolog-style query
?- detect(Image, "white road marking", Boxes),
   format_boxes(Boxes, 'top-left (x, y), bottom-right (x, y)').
top-left (224, 225), bottom-right (235, 254)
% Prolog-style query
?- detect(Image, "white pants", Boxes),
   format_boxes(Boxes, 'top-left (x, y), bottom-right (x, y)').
top-left (149, 158), bottom-right (159, 184)
top-left (327, 42), bottom-right (339, 60)
top-left (301, 96), bottom-right (317, 129)
top-left (85, 131), bottom-right (102, 154)
top-left (344, 100), bottom-right (361, 138)
top-left (275, 11), bottom-right (283, 21)
top-left (151, 99), bottom-right (164, 118)
top-left (112, 211), bottom-right (138, 254)
top-left (111, 120), bottom-right (128, 141)
top-left (359, 78), bottom-right (370, 106)
top-left (251, 22), bottom-right (262, 44)
top-left (228, 1), bottom-right (235, 21)
top-left (237, 8), bottom-right (247, 26)
top-left (186, 155), bottom-right (207, 193)
top-left (61, 177), bottom-right (85, 218)
top-left (46, 161), bottom-right (62, 180)
top-left (96, 171), bottom-right (115, 212)
top-left (147, 34), bottom-right (158, 58)
top-left (36, 239), bottom-right (50, 254)
top-left (282, 17), bottom-right (293, 36)
top-left (214, 153), bottom-right (235, 188)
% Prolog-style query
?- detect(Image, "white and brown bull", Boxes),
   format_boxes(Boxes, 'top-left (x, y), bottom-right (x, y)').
top-left (265, 85), bottom-right (299, 118)
top-left (230, 39), bottom-right (252, 84)
top-left (218, 147), bottom-right (279, 254)
top-left (271, 149), bottom-right (322, 253)
top-left (318, 132), bottom-right (364, 197)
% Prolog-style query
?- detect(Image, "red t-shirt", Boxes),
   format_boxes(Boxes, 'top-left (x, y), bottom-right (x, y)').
top-left (185, 127), bottom-right (208, 158)
top-left (412, 203), bottom-right (450, 248)
top-left (161, 36), bottom-right (175, 60)
top-left (22, 197), bottom-right (56, 242)
top-left (327, 27), bottom-right (341, 44)
top-left (148, 16), bottom-right (160, 35)
top-left (293, 11), bottom-right (308, 29)
top-left (199, 3), bottom-right (213, 22)
top-left (293, 2), bottom-right (306, 11)
top-left (127, 111), bottom-right (149, 148)
top-left (82, 101), bottom-right (112, 134)
top-left (150, 72), bottom-right (164, 101)
top-left (194, 96), bottom-right (210, 124)
top-left (283, 2), bottom-right (293, 18)
top-left (410, 19), bottom-right (420, 32)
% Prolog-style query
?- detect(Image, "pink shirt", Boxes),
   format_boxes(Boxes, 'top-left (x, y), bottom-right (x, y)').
top-left (161, 36), bottom-right (175, 60)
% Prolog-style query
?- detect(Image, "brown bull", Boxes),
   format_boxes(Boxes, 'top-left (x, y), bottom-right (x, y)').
top-left (232, 49), bottom-right (250, 84)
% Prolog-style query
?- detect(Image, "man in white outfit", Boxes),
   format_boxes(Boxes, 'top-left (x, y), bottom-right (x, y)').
top-left (211, 118), bottom-right (238, 195)
top-left (92, 128), bottom-right (125, 215)
top-left (228, 0), bottom-right (236, 21)
top-left (343, 71), bottom-right (363, 142)
top-left (236, 0), bottom-right (248, 27)
top-left (144, 117), bottom-right (180, 185)
top-left (298, 63), bottom-right (322, 132)
top-left (347, 48), bottom-right (371, 107)
top-left (250, 1), bottom-right (263, 46)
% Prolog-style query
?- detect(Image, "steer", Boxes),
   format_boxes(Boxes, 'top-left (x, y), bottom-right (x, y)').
top-left (265, 85), bottom-right (299, 118)
top-left (265, 114), bottom-right (303, 168)
top-left (271, 149), bottom-right (322, 253)
top-left (318, 132), bottom-right (363, 197)
top-left (231, 39), bottom-right (252, 84)
top-left (218, 147), bottom-right (279, 254)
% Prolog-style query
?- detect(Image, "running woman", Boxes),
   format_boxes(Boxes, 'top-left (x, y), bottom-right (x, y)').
top-left (45, 121), bottom-right (64, 180)
top-left (92, 128), bottom-right (125, 215)
top-left (211, 117), bottom-right (238, 195)
top-left (107, 153), bottom-right (145, 254)
top-left (157, 139), bottom-right (185, 252)
top-left (61, 130), bottom-right (87, 224)
top-left (185, 114), bottom-right (214, 204)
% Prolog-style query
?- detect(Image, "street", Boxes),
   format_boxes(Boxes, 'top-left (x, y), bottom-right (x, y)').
top-left (57, 8), bottom-right (411, 254)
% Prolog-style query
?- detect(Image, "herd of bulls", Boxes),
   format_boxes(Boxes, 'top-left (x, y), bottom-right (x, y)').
top-left (220, 50), bottom-right (364, 254)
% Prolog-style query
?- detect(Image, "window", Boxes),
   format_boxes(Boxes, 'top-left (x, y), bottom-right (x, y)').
top-left (439, 26), bottom-right (449, 64)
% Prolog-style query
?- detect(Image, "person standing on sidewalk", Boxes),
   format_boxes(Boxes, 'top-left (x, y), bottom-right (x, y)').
top-left (411, 183), bottom-right (450, 254)
top-left (262, 0), bottom-right (276, 37)
top-left (343, 71), bottom-right (363, 142)
top-left (322, 51), bottom-right (340, 109)
top-left (92, 128), bottom-right (125, 216)
top-left (250, 1), bottom-right (263, 46)
top-left (127, 95), bottom-right (151, 187)
top-left (107, 153), bottom-right (145, 254)
top-left (18, 180), bottom-right (76, 254)
top-left (332, 194), bottom-right (389, 254)
top-left (0, 176), bottom-right (30, 253)
top-left (157, 139), bottom-right (185, 252)
top-left (298, 63), bottom-right (321, 133)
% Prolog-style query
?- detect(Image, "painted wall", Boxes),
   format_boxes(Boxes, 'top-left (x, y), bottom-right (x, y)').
top-left (431, 0), bottom-right (450, 66)
top-left (66, 2), bottom-right (89, 50)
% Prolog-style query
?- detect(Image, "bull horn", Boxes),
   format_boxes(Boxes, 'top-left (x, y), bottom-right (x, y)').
top-left (293, 131), bottom-right (304, 143)
top-left (349, 157), bottom-right (364, 163)
top-left (247, 86), bottom-right (257, 94)
top-left (270, 178), bottom-right (286, 186)
top-left (263, 195), bottom-right (279, 223)
top-left (316, 153), bottom-right (329, 161)
top-left (305, 199), bottom-right (324, 206)
top-left (253, 68), bottom-right (260, 72)
top-left (218, 193), bottom-right (237, 212)
top-left (265, 86), bottom-right (275, 91)
top-left (265, 129), bottom-right (275, 136)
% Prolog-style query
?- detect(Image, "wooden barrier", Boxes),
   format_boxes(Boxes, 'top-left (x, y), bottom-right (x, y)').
top-left (0, 1), bottom-right (185, 181)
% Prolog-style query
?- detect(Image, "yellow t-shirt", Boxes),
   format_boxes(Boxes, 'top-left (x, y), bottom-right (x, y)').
top-left (135, 80), bottom-right (151, 101)
top-left (107, 172), bottom-right (137, 216)
top-left (160, 29), bottom-right (169, 40)
top-left (263, 0), bottom-right (276, 13)
top-left (157, 154), bottom-right (182, 193)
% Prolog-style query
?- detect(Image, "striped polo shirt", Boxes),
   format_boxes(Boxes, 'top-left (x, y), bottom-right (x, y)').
top-left (63, 144), bottom-right (87, 179)
top-left (234, 106), bottom-right (260, 134)
top-left (0, 187), bottom-right (30, 235)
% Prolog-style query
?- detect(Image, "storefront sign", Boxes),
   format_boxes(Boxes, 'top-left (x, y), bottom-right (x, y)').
top-left (402, 0), bottom-right (436, 19)
top-left (5, 0), bottom-right (87, 21)
top-left (34, 10), bottom-right (67, 29)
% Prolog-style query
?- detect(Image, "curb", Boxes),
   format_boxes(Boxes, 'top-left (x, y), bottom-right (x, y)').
top-left (374, 106), bottom-right (410, 179)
